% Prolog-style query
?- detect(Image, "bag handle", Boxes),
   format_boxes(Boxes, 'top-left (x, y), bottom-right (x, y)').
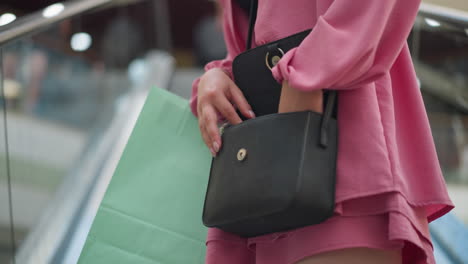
top-left (244, 0), bottom-right (336, 148)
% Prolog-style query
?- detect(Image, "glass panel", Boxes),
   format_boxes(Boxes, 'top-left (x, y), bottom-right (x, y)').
top-left (0, 0), bottom-right (173, 262)
top-left (0, 48), bottom-right (14, 264)
top-left (411, 15), bottom-right (468, 223)
top-left (4, 36), bottom-right (105, 254)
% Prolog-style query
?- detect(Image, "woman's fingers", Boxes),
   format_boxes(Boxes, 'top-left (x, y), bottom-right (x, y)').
top-left (229, 84), bottom-right (255, 119)
top-left (200, 105), bottom-right (221, 156)
top-left (197, 74), bottom-right (253, 156)
top-left (199, 121), bottom-right (216, 157)
top-left (214, 93), bottom-right (243, 125)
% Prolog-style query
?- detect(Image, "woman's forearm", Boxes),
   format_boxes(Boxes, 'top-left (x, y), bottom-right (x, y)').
top-left (278, 81), bottom-right (323, 113)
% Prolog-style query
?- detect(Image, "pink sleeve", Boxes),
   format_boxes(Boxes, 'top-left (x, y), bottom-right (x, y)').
top-left (271, 0), bottom-right (421, 91)
top-left (190, 0), bottom-right (248, 117)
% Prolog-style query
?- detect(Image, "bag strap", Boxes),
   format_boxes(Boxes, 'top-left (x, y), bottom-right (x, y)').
top-left (319, 91), bottom-right (336, 147)
top-left (246, 0), bottom-right (258, 50)
top-left (245, 0), bottom-right (336, 148)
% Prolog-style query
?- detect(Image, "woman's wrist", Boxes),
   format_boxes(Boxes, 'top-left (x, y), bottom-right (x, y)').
top-left (278, 81), bottom-right (323, 113)
top-left (206, 67), bottom-right (231, 79)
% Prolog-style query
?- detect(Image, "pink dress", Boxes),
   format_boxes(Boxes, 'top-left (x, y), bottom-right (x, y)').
top-left (190, 0), bottom-right (454, 263)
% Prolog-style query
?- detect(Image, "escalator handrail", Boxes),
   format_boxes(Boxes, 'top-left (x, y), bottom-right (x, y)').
top-left (419, 3), bottom-right (468, 27)
top-left (0, 0), bottom-right (112, 46)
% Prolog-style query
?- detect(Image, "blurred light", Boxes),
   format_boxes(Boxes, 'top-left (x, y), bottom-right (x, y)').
top-left (128, 59), bottom-right (147, 85)
top-left (0, 13), bottom-right (16, 26)
top-left (465, 28), bottom-right (468, 36)
top-left (42, 3), bottom-right (65, 18)
top-left (425, 18), bottom-right (441, 27)
top-left (71, 32), bottom-right (92, 52)
top-left (3, 79), bottom-right (22, 99)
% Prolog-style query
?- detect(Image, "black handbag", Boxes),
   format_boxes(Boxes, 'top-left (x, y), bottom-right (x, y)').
top-left (202, 0), bottom-right (338, 238)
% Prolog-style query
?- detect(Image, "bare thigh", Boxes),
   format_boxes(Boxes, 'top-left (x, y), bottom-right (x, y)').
top-left (294, 247), bottom-right (402, 264)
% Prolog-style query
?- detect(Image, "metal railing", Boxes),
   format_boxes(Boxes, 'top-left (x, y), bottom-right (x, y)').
top-left (0, 0), bottom-right (112, 45)
top-left (419, 2), bottom-right (468, 27)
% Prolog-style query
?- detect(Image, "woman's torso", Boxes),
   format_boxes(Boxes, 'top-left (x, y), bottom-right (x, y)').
top-left (222, 0), bottom-right (453, 218)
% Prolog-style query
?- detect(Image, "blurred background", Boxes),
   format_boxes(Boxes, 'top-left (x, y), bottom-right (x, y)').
top-left (0, 0), bottom-right (467, 263)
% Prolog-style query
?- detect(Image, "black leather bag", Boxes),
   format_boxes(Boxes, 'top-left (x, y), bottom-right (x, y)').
top-left (202, 0), bottom-right (338, 238)
top-left (233, 29), bottom-right (311, 117)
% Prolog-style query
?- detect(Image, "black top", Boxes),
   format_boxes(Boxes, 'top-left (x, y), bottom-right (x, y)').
top-left (236, 0), bottom-right (254, 14)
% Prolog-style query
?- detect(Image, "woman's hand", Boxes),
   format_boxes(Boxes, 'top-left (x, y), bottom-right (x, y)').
top-left (278, 81), bottom-right (323, 113)
top-left (197, 68), bottom-right (255, 156)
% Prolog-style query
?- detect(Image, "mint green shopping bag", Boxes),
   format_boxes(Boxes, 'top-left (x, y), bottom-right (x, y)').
top-left (78, 88), bottom-right (211, 264)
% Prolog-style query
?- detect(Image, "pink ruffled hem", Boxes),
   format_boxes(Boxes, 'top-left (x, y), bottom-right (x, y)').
top-left (205, 192), bottom-right (452, 264)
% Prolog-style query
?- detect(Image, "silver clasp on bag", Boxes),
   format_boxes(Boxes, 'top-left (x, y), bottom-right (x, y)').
top-left (219, 122), bottom-right (229, 135)
top-left (237, 148), bottom-right (247, 161)
top-left (265, 47), bottom-right (284, 70)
